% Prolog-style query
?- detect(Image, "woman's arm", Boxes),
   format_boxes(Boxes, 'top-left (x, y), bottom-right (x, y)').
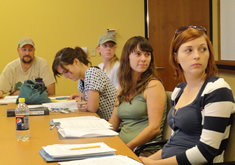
top-left (69, 93), bottom-right (80, 100)
top-left (76, 90), bottom-right (100, 112)
top-left (127, 80), bottom-right (166, 150)
top-left (147, 149), bottom-right (162, 160)
top-left (140, 155), bottom-right (178, 165)
top-left (46, 83), bottom-right (55, 95)
top-left (109, 87), bottom-right (121, 131)
top-left (85, 90), bottom-right (100, 112)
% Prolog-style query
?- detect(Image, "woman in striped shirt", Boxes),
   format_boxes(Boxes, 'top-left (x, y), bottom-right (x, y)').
top-left (140, 26), bottom-right (235, 165)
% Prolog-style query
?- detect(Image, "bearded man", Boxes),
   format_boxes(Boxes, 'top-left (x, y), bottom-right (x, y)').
top-left (0, 37), bottom-right (55, 97)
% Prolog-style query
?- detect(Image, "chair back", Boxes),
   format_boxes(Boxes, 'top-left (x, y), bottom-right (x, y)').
top-left (224, 113), bottom-right (235, 162)
top-left (162, 91), bottom-right (172, 140)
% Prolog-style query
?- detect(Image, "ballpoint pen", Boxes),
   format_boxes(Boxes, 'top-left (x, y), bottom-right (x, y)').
top-left (50, 122), bottom-right (60, 130)
top-left (50, 125), bottom-right (55, 130)
top-left (80, 96), bottom-right (83, 108)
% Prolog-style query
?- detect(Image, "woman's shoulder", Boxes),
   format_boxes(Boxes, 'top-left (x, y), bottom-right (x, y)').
top-left (147, 77), bottom-right (164, 86)
top-left (111, 61), bottom-right (120, 70)
top-left (147, 78), bottom-right (161, 85)
top-left (98, 63), bottom-right (104, 69)
top-left (114, 61), bottom-right (120, 66)
top-left (86, 66), bottom-right (108, 78)
top-left (87, 66), bottom-right (102, 71)
top-left (204, 76), bottom-right (231, 91)
top-left (201, 76), bottom-right (233, 97)
top-left (145, 78), bottom-right (165, 91)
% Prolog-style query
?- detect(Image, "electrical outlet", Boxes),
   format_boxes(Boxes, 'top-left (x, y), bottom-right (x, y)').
top-left (90, 48), bottom-right (96, 57)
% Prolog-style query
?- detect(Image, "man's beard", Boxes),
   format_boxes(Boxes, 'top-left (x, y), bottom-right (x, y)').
top-left (22, 56), bottom-right (33, 64)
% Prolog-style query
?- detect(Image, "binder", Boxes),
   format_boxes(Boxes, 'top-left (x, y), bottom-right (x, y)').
top-left (7, 107), bottom-right (49, 117)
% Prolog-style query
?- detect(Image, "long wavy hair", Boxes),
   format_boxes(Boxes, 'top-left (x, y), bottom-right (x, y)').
top-left (169, 27), bottom-right (218, 81)
top-left (52, 47), bottom-right (92, 80)
top-left (117, 36), bottom-right (159, 105)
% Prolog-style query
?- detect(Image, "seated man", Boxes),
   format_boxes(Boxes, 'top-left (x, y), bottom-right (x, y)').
top-left (0, 37), bottom-right (55, 98)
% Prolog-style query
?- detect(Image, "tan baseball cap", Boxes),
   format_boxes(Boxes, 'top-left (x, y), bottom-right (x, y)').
top-left (18, 37), bottom-right (35, 48)
top-left (98, 34), bottom-right (116, 45)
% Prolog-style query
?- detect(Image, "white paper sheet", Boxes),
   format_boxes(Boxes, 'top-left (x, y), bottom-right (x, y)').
top-left (58, 155), bottom-right (143, 165)
top-left (0, 96), bottom-right (18, 103)
top-left (42, 100), bottom-right (78, 110)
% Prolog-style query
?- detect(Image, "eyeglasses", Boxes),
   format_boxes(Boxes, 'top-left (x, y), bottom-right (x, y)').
top-left (174, 25), bottom-right (207, 38)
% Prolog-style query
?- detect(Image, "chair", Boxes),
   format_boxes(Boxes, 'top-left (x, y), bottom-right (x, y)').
top-left (134, 92), bottom-right (235, 165)
top-left (223, 113), bottom-right (235, 162)
top-left (133, 91), bottom-right (172, 156)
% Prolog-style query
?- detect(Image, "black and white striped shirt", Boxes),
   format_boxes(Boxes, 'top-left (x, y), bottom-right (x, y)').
top-left (162, 76), bottom-right (235, 165)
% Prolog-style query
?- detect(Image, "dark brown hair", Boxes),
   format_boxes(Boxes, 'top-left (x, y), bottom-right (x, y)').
top-left (52, 47), bottom-right (92, 79)
top-left (117, 36), bottom-right (159, 104)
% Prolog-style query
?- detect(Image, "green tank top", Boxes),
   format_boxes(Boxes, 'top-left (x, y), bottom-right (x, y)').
top-left (117, 92), bottom-right (167, 150)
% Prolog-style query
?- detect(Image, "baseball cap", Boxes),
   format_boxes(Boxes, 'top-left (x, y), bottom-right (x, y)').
top-left (18, 37), bottom-right (35, 48)
top-left (98, 34), bottom-right (116, 45)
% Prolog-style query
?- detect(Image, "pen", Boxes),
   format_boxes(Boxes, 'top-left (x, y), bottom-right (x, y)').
top-left (70, 145), bottom-right (100, 150)
top-left (80, 96), bottom-right (83, 108)
top-left (50, 125), bottom-right (55, 130)
top-left (55, 97), bottom-right (69, 100)
top-left (50, 122), bottom-right (60, 130)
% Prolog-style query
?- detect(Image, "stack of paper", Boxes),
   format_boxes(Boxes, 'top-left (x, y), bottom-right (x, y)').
top-left (40, 142), bottom-right (116, 162)
top-left (58, 155), bottom-right (143, 165)
top-left (0, 95), bottom-right (17, 103)
top-left (52, 116), bottom-right (119, 138)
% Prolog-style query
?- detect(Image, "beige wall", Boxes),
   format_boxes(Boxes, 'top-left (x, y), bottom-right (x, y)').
top-left (0, 0), bottom-right (144, 95)
top-left (212, 0), bottom-right (235, 95)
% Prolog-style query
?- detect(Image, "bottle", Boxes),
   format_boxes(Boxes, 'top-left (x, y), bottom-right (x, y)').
top-left (16, 98), bottom-right (30, 141)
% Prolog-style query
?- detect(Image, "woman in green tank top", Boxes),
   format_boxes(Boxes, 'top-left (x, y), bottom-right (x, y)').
top-left (109, 36), bottom-right (167, 151)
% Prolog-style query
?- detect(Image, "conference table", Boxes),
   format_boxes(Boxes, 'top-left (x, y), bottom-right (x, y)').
top-left (0, 103), bottom-right (141, 164)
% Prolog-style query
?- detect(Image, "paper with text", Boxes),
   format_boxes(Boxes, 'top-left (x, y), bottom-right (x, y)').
top-left (43, 100), bottom-right (77, 110)
top-left (52, 116), bottom-right (118, 138)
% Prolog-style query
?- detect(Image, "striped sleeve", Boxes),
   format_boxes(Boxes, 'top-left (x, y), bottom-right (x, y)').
top-left (176, 77), bottom-right (235, 165)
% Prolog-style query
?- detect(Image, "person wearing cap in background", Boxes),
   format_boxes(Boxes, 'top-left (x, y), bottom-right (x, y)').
top-left (97, 34), bottom-right (120, 89)
top-left (0, 37), bottom-right (56, 98)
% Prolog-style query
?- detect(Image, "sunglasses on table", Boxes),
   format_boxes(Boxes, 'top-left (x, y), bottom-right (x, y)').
top-left (174, 25), bottom-right (207, 38)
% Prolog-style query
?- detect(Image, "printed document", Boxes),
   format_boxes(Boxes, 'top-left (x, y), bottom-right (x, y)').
top-left (52, 116), bottom-right (118, 138)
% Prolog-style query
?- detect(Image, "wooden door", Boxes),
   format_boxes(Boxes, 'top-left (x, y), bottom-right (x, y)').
top-left (148, 0), bottom-right (210, 91)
